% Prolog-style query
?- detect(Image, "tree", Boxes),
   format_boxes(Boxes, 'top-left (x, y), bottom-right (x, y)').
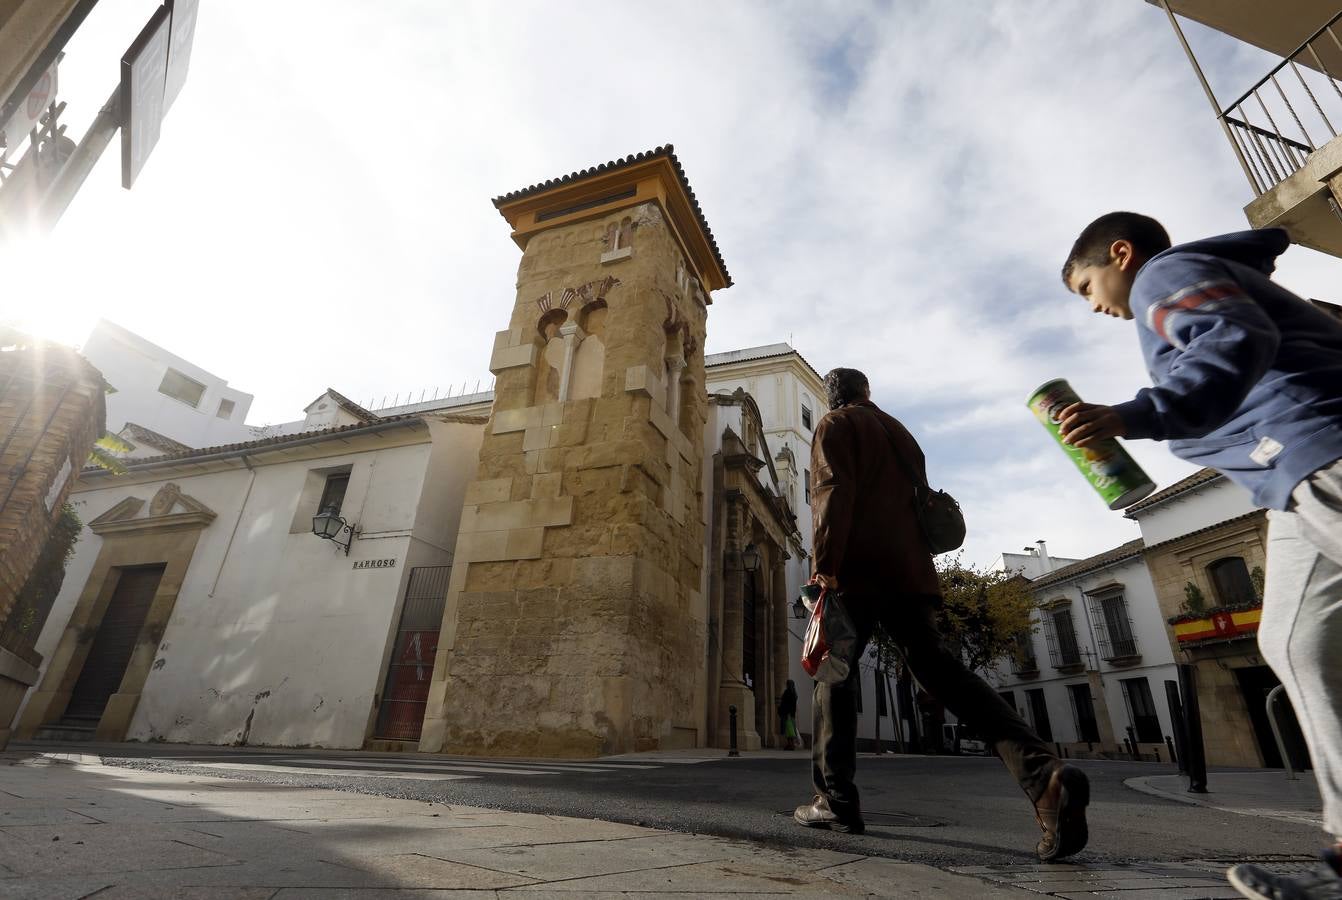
top-left (931, 555), bottom-right (1037, 674)
top-left (871, 554), bottom-right (1037, 752)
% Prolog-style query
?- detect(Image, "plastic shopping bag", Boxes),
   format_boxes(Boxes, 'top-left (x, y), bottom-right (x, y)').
top-left (800, 589), bottom-right (858, 684)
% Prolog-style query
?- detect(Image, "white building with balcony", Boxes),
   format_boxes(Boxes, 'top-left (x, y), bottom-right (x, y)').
top-left (988, 540), bottom-right (1180, 761)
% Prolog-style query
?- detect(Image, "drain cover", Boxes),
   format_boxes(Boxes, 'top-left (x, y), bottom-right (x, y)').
top-left (778, 809), bottom-right (947, 828)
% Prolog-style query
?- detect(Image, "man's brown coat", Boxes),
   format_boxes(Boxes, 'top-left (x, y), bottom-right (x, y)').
top-left (809, 399), bottom-right (942, 602)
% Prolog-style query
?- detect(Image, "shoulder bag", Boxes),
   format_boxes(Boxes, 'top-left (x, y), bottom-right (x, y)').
top-left (868, 411), bottom-right (966, 554)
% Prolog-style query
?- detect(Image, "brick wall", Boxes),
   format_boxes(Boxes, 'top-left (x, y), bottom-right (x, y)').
top-left (0, 332), bottom-right (106, 634)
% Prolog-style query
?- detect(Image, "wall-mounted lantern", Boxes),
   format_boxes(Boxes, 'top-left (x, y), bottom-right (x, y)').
top-left (741, 542), bottom-right (760, 573)
top-left (312, 506), bottom-right (357, 555)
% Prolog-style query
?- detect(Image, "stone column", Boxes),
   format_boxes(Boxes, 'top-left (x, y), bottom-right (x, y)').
top-left (717, 498), bottom-right (760, 750)
top-left (556, 322), bottom-right (586, 402)
top-left (665, 355), bottom-right (685, 420)
top-left (772, 558), bottom-right (789, 711)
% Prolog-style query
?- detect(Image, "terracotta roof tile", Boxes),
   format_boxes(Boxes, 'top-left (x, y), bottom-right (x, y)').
top-left (324, 387), bottom-right (378, 424)
top-left (1029, 538), bottom-right (1146, 590)
top-left (81, 412), bottom-right (486, 472)
top-left (492, 144), bottom-right (731, 288)
top-left (1124, 468), bottom-right (1222, 515)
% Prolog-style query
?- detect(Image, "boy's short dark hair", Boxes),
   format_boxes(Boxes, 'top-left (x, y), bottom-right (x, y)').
top-left (823, 368), bottom-right (869, 410)
top-left (1061, 212), bottom-right (1172, 285)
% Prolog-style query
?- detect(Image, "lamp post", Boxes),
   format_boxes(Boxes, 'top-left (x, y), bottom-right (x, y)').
top-left (312, 506), bottom-right (356, 555)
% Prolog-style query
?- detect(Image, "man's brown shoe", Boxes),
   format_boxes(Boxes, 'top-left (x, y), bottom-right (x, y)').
top-left (1033, 764), bottom-right (1089, 861)
top-left (793, 795), bottom-right (865, 835)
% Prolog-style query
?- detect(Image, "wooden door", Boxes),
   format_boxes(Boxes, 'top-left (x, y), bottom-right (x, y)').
top-left (64, 565), bottom-right (164, 722)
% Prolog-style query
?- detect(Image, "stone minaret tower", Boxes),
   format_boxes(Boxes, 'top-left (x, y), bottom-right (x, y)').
top-left (418, 146), bottom-right (731, 756)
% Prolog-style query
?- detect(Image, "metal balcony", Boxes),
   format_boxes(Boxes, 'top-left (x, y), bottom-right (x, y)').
top-left (1160, 2), bottom-right (1342, 256)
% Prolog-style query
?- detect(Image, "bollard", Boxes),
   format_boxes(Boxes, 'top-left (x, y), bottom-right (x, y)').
top-left (1165, 680), bottom-right (1189, 776)
top-left (1177, 664), bottom-right (1209, 793)
top-left (728, 705), bottom-right (740, 758)
top-left (1165, 735), bottom-right (1178, 767)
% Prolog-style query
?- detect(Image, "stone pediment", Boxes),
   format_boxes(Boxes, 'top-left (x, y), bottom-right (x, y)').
top-left (88, 483), bottom-right (217, 535)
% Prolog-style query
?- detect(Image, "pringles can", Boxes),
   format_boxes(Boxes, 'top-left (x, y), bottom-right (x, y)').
top-left (1027, 379), bottom-right (1155, 511)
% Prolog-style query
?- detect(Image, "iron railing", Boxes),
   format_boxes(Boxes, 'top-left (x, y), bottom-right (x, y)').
top-left (1213, 10), bottom-right (1342, 196)
top-left (1043, 607), bottom-right (1082, 669)
top-left (1088, 593), bottom-right (1140, 661)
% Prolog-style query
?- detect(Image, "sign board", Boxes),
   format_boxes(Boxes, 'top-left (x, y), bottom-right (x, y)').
top-left (353, 558), bottom-right (398, 570)
top-left (1, 61), bottom-right (58, 154)
top-left (120, 4), bottom-right (171, 189)
top-left (163, 0), bottom-right (199, 115)
top-left (120, 0), bottom-right (197, 189)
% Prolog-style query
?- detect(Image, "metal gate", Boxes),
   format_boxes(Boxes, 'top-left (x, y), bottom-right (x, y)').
top-left (64, 565), bottom-right (164, 722)
top-left (374, 565), bottom-right (450, 741)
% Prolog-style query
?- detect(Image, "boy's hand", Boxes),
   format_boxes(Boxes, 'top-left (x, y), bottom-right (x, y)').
top-left (1059, 402), bottom-right (1126, 448)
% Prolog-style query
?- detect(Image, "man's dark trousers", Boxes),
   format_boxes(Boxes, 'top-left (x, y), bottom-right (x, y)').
top-left (812, 593), bottom-right (1058, 817)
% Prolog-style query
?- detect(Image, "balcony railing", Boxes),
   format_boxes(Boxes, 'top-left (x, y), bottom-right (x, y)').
top-left (1210, 10), bottom-right (1342, 196)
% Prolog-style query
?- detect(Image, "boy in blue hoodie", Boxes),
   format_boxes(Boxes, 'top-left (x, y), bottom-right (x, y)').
top-left (1059, 211), bottom-right (1342, 900)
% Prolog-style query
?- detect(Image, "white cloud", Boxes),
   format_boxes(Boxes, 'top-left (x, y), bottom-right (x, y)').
top-left (4, 0), bottom-right (1323, 565)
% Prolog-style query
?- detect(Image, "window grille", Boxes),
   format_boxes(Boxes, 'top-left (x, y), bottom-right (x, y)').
top-left (1088, 590), bottom-right (1139, 659)
top-left (1044, 607), bottom-right (1081, 668)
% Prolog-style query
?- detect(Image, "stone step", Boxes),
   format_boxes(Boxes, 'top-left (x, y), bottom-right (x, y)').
top-left (34, 721), bottom-right (97, 742)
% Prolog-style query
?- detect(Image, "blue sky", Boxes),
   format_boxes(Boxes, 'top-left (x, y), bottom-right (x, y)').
top-left (5, 1), bottom-right (1338, 567)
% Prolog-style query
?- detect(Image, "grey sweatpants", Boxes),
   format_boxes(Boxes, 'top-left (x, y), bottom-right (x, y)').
top-left (1258, 457), bottom-right (1342, 838)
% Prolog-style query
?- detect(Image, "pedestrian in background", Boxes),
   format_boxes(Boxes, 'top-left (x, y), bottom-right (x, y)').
top-left (779, 680), bottom-right (799, 750)
top-left (796, 367), bottom-right (1089, 861)
top-left (1060, 212), bottom-right (1342, 900)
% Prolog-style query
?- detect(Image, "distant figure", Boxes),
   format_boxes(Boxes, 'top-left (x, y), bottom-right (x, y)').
top-left (778, 680), bottom-right (799, 751)
top-left (1060, 213), bottom-right (1342, 899)
top-left (795, 366), bottom-right (1088, 862)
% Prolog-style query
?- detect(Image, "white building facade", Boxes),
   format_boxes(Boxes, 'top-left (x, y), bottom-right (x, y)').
top-left (988, 542), bottom-right (1180, 761)
top-left (14, 413), bottom-right (486, 749)
top-left (81, 319), bottom-right (256, 449)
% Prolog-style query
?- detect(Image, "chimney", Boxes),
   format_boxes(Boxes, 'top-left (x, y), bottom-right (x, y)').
top-left (1036, 540), bottom-right (1052, 572)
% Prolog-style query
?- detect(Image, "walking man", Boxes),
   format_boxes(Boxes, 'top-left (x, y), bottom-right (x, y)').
top-left (795, 367), bottom-right (1090, 861)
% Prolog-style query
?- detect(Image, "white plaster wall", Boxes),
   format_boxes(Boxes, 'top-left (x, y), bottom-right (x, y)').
top-left (22, 438), bottom-right (435, 749)
top-left (990, 555), bottom-right (1179, 752)
top-left (82, 321), bottom-right (256, 448)
top-left (1133, 477), bottom-right (1257, 546)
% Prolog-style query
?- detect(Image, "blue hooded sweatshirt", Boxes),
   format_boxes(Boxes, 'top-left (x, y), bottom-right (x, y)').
top-left (1112, 228), bottom-right (1342, 510)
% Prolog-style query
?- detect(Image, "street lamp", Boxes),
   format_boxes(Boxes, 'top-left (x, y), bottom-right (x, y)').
top-left (741, 542), bottom-right (760, 573)
top-left (312, 506), bottom-right (356, 555)
top-left (792, 596), bottom-right (808, 620)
